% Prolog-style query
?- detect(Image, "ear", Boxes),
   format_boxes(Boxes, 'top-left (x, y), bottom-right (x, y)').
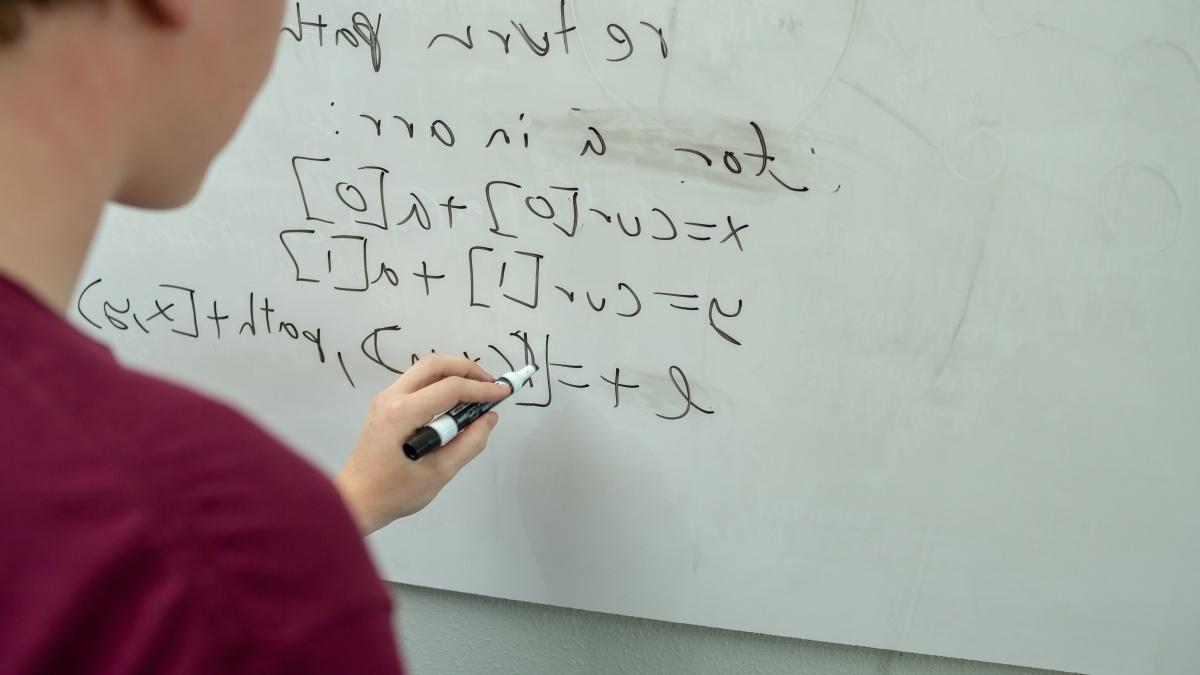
top-left (139, 0), bottom-right (192, 28)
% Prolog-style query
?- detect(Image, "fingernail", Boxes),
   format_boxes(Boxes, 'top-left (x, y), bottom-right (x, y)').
top-left (487, 413), bottom-right (500, 429)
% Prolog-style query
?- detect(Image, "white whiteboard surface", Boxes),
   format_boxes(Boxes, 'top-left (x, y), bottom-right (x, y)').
top-left (76, 2), bottom-right (1200, 673)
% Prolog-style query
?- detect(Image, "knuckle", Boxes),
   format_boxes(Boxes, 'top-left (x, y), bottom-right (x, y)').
top-left (461, 379), bottom-right (491, 399)
top-left (371, 394), bottom-right (406, 421)
top-left (369, 393), bottom-right (390, 414)
top-left (474, 434), bottom-right (492, 452)
top-left (434, 459), bottom-right (460, 482)
top-left (387, 402), bottom-right (408, 421)
top-left (468, 426), bottom-right (492, 450)
top-left (441, 353), bottom-right (470, 371)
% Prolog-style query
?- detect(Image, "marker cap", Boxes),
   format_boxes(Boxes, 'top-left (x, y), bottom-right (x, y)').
top-left (403, 427), bottom-right (442, 461)
top-left (506, 364), bottom-right (538, 390)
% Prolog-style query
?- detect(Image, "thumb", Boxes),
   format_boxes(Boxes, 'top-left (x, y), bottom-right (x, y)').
top-left (430, 412), bottom-right (499, 479)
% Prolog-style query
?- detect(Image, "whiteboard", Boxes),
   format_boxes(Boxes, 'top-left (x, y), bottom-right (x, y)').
top-left (76, 2), bottom-right (1200, 673)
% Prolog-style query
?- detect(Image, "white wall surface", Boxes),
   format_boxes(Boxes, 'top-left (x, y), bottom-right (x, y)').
top-left (391, 584), bottom-right (1074, 675)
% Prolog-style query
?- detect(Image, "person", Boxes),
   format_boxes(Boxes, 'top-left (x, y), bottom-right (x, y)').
top-left (0, 1), bottom-right (507, 672)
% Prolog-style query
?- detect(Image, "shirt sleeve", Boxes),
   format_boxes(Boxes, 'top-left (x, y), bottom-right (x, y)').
top-left (271, 604), bottom-right (404, 675)
top-left (139, 394), bottom-right (406, 675)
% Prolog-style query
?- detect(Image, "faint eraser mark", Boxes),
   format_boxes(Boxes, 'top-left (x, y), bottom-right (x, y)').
top-left (1102, 164), bottom-right (1183, 256)
top-left (977, 0), bottom-right (1043, 38)
top-left (944, 127), bottom-right (1007, 184)
top-left (1119, 41), bottom-right (1200, 128)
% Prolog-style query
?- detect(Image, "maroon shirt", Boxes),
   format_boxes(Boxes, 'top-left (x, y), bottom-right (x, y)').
top-left (0, 275), bottom-right (405, 675)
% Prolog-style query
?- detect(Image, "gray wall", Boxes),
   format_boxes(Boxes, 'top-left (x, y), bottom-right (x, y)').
top-left (390, 584), bottom-right (1074, 675)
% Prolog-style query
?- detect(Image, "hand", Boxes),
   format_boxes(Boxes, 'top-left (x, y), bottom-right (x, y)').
top-left (334, 354), bottom-right (509, 535)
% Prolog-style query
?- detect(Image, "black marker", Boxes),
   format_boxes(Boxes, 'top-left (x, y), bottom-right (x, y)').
top-left (403, 365), bottom-right (539, 461)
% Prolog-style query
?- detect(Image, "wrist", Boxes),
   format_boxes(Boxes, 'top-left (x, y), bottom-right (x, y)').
top-left (332, 473), bottom-right (382, 536)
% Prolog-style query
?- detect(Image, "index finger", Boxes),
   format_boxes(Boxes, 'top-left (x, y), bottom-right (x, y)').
top-left (407, 376), bottom-right (510, 420)
top-left (387, 353), bottom-right (495, 396)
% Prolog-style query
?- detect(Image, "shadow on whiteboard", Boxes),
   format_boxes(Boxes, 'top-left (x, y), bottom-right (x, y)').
top-left (516, 400), bottom-right (699, 615)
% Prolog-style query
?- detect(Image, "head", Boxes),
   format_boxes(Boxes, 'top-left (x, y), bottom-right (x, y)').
top-left (0, 0), bottom-right (285, 209)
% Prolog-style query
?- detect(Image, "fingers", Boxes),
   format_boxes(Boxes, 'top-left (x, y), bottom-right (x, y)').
top-left (429, 412), bottom-right (499, 478)
top-left (389, 354), bottom-right (494, 395)
top-left (407, 375), bottom-right (510, 420)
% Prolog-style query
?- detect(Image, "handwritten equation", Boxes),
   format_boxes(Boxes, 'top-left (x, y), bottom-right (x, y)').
top-left (77, 280), bottom-right (714, 421)
top-left (78, 1), bottom-right (844, 424)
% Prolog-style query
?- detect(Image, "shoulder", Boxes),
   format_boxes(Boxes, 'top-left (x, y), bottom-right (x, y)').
top-left (81, 364), bottom-right (394, 647)
top-left (0, 280), bottom-right (395, 670)
top-left (94, 369), bottom-right (398, 670)
top-left (118, 370), bottom-right (394, 647)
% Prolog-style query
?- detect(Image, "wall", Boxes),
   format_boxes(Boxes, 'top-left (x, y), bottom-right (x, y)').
top-left (391, 584), bottom-right (1074, 675)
